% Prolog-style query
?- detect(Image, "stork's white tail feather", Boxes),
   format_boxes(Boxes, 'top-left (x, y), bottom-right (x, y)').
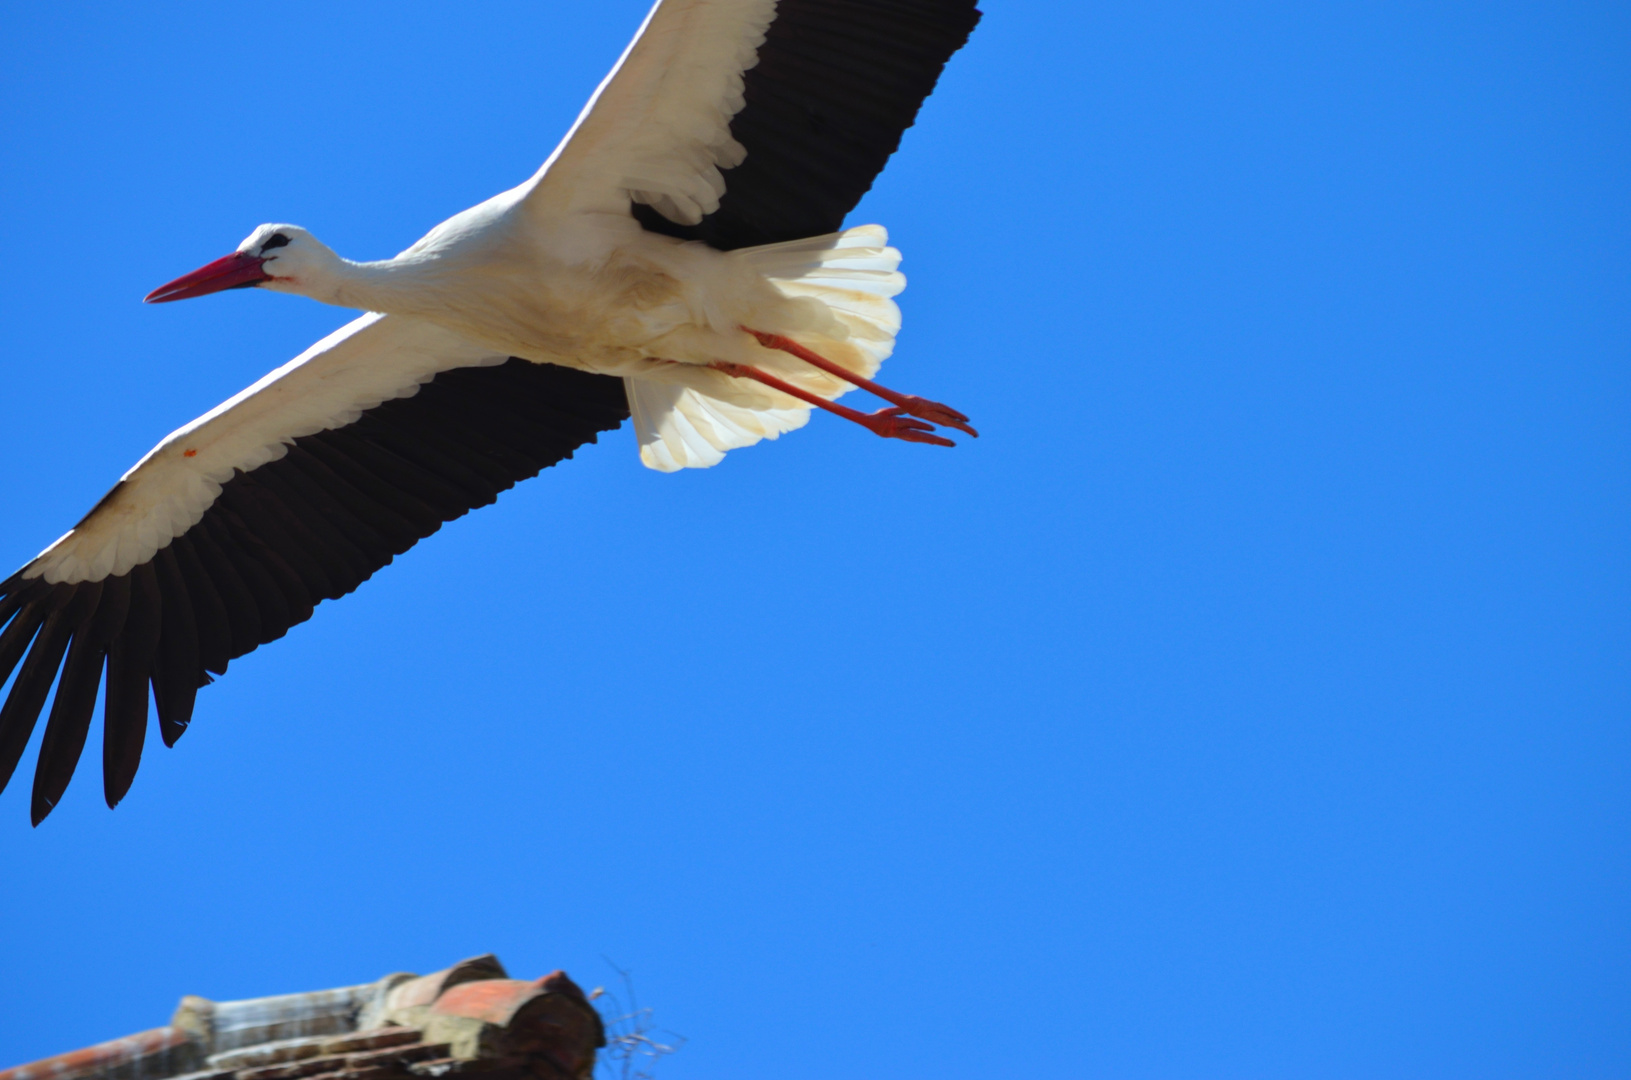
top-left (628, 381), bottom-right (811, 471)
top-left (629, 225), bottom-right (905, 471)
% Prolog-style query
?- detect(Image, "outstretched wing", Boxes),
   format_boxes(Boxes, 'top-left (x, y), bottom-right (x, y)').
top-left (527, 0), bottom-right (982, 249)
top-left (0, 314), bottom-right (628, 823)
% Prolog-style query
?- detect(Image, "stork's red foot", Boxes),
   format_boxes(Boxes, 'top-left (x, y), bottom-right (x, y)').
top-left (742, 327), bottom-right (978, 438)
top-left (890, 396), bottom-right (978, 438)
top-left (863, 407), bottom-right (956, 446)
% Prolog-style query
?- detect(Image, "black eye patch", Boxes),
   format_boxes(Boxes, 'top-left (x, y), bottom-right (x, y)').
top-left (260, 233), bottom-right (291, 252)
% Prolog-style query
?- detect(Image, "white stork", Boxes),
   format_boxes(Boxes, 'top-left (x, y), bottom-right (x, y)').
top-left (0, 0), bottom-right (981, 824)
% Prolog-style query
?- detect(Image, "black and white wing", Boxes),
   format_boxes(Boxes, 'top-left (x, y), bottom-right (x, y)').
top-left (526, 0), bottom-right (983, 249)
top-left (0, 316), bottom-right (627, 823)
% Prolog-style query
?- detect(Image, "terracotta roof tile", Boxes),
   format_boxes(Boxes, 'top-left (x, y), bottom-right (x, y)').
top-left (0, 1028), bottom-right (202, 1080)
top-left (315, 1035), bottom-right (420, 1057)
top-left (166, 1069), bottom-right (239, 1080)
top-left (209, 1037), bottom-right (335, 1072)
top-left (236, 1058), bottom-right (344, 1080)
top-left (384, 959), bottom-right (507, 1015)
top-left (1, 958), bottom-right (603, 1080)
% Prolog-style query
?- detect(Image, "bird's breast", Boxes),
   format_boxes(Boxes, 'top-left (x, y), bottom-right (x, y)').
top-left (414, 245), bottom-right (727, 376)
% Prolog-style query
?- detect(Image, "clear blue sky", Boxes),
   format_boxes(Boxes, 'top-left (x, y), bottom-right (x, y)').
top-left (1, 2), bottom-right (1626, 1077)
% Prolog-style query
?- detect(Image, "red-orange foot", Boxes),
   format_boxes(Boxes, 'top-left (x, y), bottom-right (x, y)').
top-left (863, 407), bottom-right (956, 447)
top-left (891, 396), bottom-right (978, 438)
top-left (742, 327), bottom-right (979, 438)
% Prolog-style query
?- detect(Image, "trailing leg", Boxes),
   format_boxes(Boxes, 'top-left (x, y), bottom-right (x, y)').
top-left (742, 328), bottom-right (977, 437)
top-left (708, 363), bottom-right (955, 447)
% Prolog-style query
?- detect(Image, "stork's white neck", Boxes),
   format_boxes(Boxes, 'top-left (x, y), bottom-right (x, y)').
top-left (261, 248), bottom-right (452, 315)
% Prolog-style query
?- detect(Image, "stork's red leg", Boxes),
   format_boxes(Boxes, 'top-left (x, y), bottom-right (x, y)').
top-left (741, 328), bottom-right (978, 437)
top-left (709, 362), bottom-right (955, 447)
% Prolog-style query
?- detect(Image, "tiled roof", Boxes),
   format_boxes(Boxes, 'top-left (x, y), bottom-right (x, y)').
top-left (0, 956), bottom-right (604, 1080)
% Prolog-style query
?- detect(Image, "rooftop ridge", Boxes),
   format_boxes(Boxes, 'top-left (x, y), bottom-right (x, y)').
top-left (2, 957), bottom-right (603, 1080)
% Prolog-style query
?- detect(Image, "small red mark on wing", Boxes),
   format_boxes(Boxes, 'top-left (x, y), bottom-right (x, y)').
top-left (183, 449), bottom-right (197, 458)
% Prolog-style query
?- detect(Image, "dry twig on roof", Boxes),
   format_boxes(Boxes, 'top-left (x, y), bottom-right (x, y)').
top-left (590, 962), bottom-right (685, 1080)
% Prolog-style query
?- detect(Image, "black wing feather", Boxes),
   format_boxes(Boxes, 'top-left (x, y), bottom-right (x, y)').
top-left (0, 590), bottom-right (88, 795)
top-left (150, 545), bottom-right (201, 747)
top-left (31, 580), bottom-right (116, 825)
top-left (171, 535), bottom-right (233, 676)
top-left (187, 521), bottom-right (264, 658)
top-left (103, 562), bottom-right (161, 808)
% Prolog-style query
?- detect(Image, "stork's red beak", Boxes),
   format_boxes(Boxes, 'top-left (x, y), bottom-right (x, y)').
top-left (144, 252), bottom-right (270, 303)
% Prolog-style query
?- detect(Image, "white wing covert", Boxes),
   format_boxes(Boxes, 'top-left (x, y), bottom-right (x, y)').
top-left (525, 0), bottom-right (778, 226)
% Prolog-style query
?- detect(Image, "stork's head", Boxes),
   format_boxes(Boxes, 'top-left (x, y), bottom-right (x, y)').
top-left (144, 224), bottom-right (338, 303)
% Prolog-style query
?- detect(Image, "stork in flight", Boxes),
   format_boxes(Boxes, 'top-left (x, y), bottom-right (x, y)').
top-left (0, 0), bottom-right (982, 823)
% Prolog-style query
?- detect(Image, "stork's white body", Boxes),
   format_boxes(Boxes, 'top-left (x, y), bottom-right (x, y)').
top-left (265, 195), bottom-right (894, 406)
